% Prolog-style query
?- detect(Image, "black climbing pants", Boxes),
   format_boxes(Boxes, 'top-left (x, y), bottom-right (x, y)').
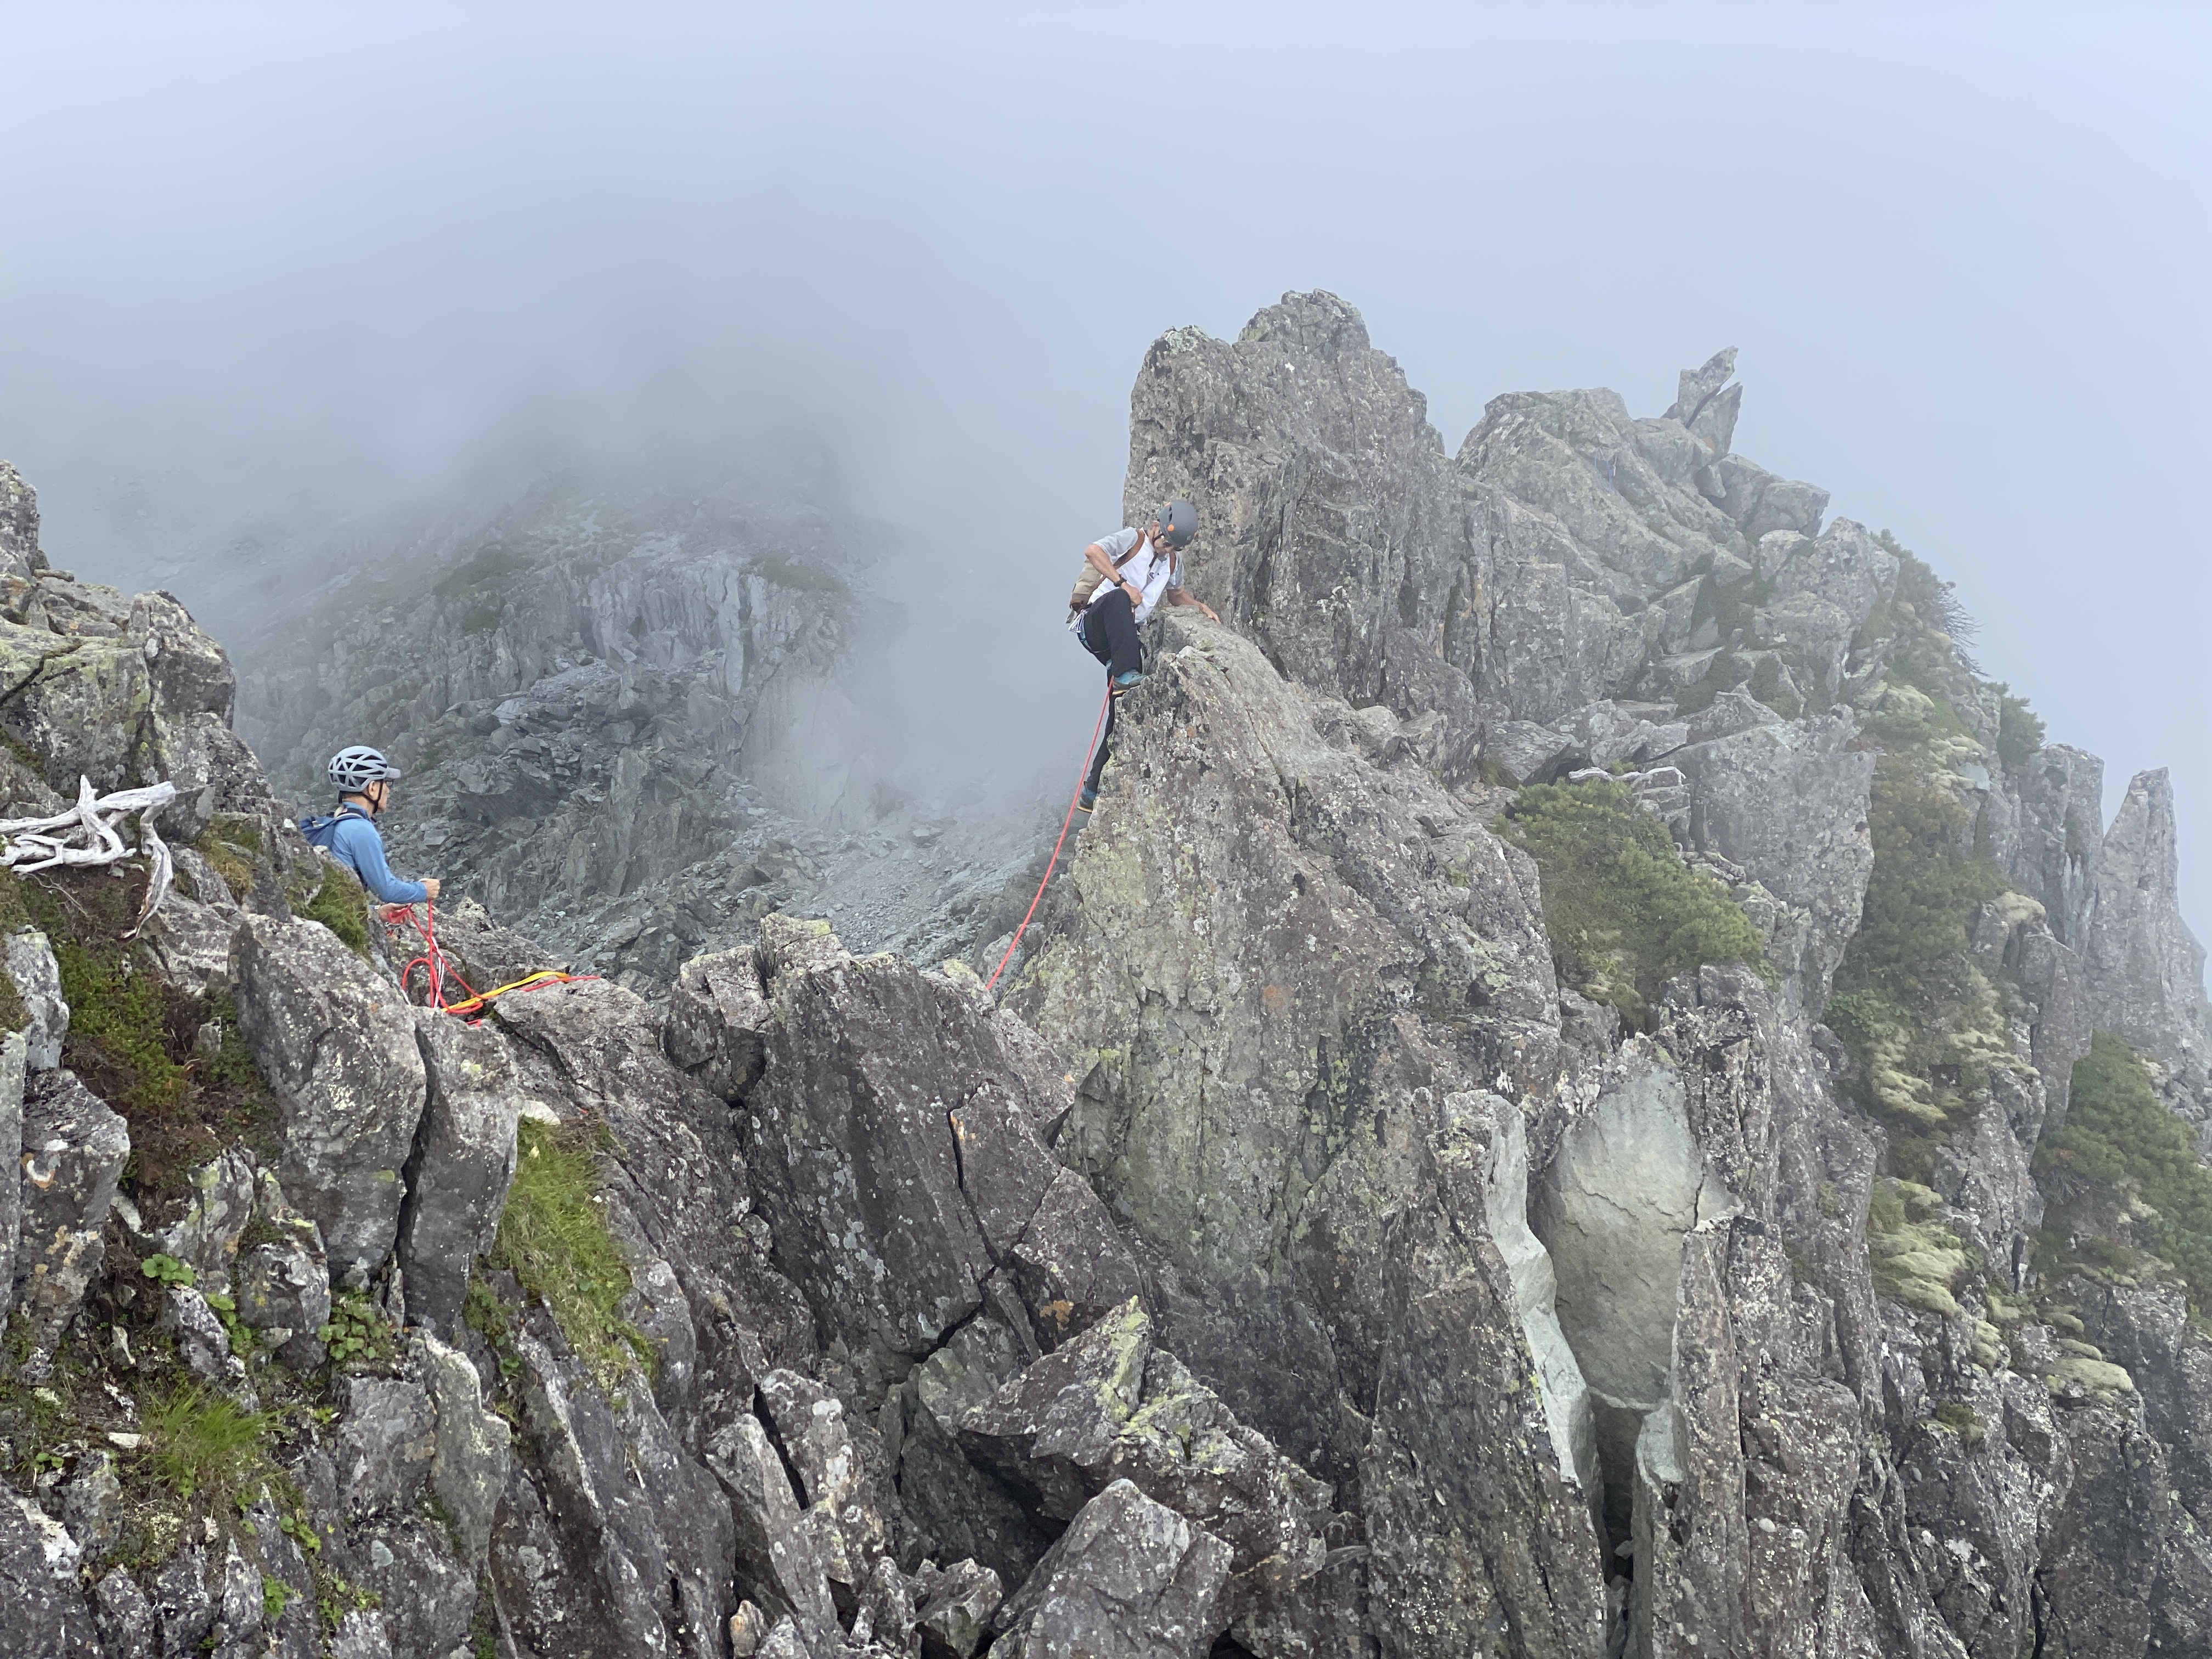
top-left (1077, 588), bottom-right (1142, 795)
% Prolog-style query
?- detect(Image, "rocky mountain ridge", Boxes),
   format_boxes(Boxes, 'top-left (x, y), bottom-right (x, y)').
top-left (0, 289), bottom-right (2201, 1658)
top-left (233, 469), bottom-right (1046, 994)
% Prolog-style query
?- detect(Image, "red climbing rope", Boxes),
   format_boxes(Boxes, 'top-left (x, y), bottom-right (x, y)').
top-left (984, 687), bottom-right (1112, 996)
top-left (379, 900), bottom-right (599, 1023)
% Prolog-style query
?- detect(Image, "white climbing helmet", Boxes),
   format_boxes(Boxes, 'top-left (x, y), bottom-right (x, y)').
top-left (328, 745), bottom-right (402, 794)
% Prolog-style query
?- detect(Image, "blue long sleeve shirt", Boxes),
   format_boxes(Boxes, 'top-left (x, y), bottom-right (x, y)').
top-left (314, 807), bottom-right (428, 905)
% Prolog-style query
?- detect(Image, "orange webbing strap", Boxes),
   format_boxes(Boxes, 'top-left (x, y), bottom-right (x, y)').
top-left (378, 900), bottom-right (597, 1023)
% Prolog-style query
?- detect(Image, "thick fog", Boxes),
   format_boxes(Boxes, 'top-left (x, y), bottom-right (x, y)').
top-left (3, 4), bottom-right (2208, 918)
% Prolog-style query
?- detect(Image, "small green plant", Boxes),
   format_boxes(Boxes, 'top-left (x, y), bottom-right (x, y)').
top-left (36, 911), bottom-right (189, 1112)
top-left (262, 1575), bottom-right (294, 1622)
top-left (490, 1119), bottom-right (656, 1389)
top-left (318, 1290), bottom-right (396, 1367)
top-left (1497, 777), bottom-right (1772, 1029)
top-left (2036, 1032), bottom-right (2212, 1312)
top-left (196, 994), bottom-right (266, 1093)
top-left (139, 1383), bottom-right (272, 1507)
top-left (1995, 687), bottom-right (2045, 771)
top-left (205, 1290), bottom-right (257, 1362)
top-left (139, 1253), bottom-right (196, 1289)
top-left (462, 1276), bottom-right (509, 1346)
top-left (278, 1513), bottom-right (323, 1554)
top-left (318, 1572), bottom-right (382, 1630)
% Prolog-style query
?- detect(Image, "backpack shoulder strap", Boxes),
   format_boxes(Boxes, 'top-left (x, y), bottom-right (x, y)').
top-left (1112, 528), bottom-right (1149, 568)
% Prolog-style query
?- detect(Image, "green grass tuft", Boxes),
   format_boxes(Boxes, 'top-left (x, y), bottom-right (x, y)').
top-left (491, 1119), bottom-right (655, 1390)
top-left (139, 1383), bottom-right (272, 1508)
top-left (193, 814), bottom-right (262, 902)
top-left (1497, 777), bottom-right (1772, 1029)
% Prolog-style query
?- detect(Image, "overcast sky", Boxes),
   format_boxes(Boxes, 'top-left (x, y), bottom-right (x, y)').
top-left (4, 3), bottom-right (2208, 921)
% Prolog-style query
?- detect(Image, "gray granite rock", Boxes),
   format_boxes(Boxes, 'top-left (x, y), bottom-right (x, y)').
top-left (913, 1558), bottom-right (1002, 1658)
top-left (0, 1491), bottom-right (96, 1656)
top-left (665, 944), bottom-right (772, 1101)
top-left (335, 1377), bottom-right (437, 1520)
top-left (419, 1331), bottom-right (511, 1566)
top-left (989, 1478), bottom-right (1231, 1659)
top-left (159, 1285), bottom-right (239, 1387)
top-left (397, 1011), bottom-right (521, 1336)
top-left (2085, 769), bottom-right (2211, 1087)
top-left (1672, 711), bottom-right (1876, 1003)
top-left (233, 913), bottom-right (428, 1280)
top-left (0, 930), bottom-right (65, 1071)
top-left (12, 1069), bottom-right (127, 1377)
top-left (740, 914), bottom-right (1133, 1396)
top-left (90, 1566), bottom-right (154, 1659)
top-left (232, 1189), bottom-right (330, 1373)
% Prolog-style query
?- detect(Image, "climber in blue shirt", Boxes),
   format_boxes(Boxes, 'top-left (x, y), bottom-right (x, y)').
top-left (298, 746), bottom-right (442, 906)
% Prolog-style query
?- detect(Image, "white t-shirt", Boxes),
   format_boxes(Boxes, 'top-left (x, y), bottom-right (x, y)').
top-left (1072, 527), bottom-right (1182, 630)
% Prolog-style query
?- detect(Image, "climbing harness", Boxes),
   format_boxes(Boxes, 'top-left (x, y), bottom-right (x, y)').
top-left (379, 900), bottom-right (597, 1023)
top-left (983, 687), bottom-right (1111, 996)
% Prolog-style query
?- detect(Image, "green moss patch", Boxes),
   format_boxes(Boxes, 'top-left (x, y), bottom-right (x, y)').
top-left (490, 1119), bottom-right (654, 1390)
top-left (292, 865), bottom-right (370, 958)
top-left (192, 814), bottom-right (263, 904)
top-left (1498, 777), bottom-right (1771, 1029)
top-left (1869, 1177), bottom-right (1973, 1318)
top-left (1827, 748), bottom-right (2025, 1175)
top-left (750, 550), bottom-right (848, 599)
top-left (18, 866), bottom-right (279, 1223)
top-left (433, 540), bottom-right (533, 600)
top-left (2035, 1032), bottom-right (2212, 1313)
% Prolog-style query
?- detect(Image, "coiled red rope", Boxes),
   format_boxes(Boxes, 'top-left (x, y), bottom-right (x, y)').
top-left (380, 900), bottom-right (597, 1023)
top-left (984, 687), bottom-right (1111, 995)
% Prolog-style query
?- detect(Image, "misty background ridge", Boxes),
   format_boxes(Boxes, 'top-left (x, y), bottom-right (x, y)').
top-left (2, 2), bottom-right (2206, 924)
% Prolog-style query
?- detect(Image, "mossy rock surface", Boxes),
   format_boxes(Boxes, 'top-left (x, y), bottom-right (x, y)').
top-left (2035, 1031), bottom-right (2212, 1313)
top-left (1498, 776), bottom-right (1770, 1029)
top-left (16, 864), bottom-right (279, 1224)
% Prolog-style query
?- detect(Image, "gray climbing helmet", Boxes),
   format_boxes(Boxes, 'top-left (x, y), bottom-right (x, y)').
top-left (1158, 498), bottom-right (1199, 549)
top-left (328, 745), bottom-right (402, 793)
